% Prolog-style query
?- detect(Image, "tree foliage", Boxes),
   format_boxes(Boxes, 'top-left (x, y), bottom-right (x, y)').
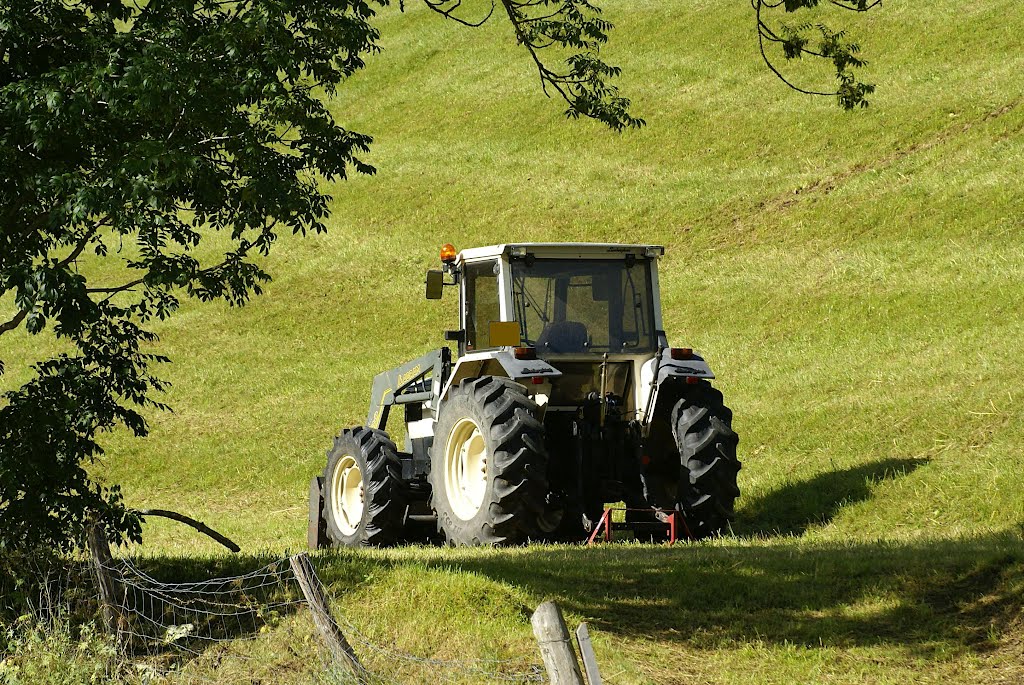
top-left (753, 0), bottom-right (877, 109)
top-left (0, 0), bottom-right (388, 551)
top-left (0, 0), bottom-right (875, 552)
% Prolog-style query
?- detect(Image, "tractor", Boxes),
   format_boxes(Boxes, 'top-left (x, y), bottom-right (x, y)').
top-left (307, 243), bottom-right (741, 547)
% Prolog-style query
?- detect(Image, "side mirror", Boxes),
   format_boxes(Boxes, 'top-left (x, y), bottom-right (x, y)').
top-left (425, 269), bottom-right (444, 299)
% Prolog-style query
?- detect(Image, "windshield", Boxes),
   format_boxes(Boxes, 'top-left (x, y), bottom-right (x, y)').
top-left (510, 258), bottom-right (656, 354)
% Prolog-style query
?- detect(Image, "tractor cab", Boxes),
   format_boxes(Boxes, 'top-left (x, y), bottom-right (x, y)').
top-left (426, 243), bottom-right (687, 420)
top-left (427, 243), bottom-right (668, 358)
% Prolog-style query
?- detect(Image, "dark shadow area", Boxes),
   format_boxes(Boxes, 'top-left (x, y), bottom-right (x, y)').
top-left (736, 457), bottom-right (930, 537)
top-left (0, 553), bottom-right (97, 628)
top-left (107, 527), bottom-right (1024, 681)
top-left (107, 553), bottom-right (307, 663)
top-left (370, 529), bottom-right (1024, 660)
top-left (1, 551), bottom-right (314, 673)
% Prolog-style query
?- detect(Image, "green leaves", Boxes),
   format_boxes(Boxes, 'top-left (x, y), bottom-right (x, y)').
top-left (421, 0), bottom-right (644, 131)
top-left (0, 308), bottom-right (159, 552)
top-left (0, 0), bottom-right (386, 552)
top-left (754, 0), bottom-right (878, 109)
top-left (423, 0), bottom-right (877, 123)
top-left (502, 0), bottom-right (645, 130)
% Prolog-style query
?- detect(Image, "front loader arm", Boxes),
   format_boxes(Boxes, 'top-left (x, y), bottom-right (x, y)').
top-left (367, 348), bottom-right (451, 430)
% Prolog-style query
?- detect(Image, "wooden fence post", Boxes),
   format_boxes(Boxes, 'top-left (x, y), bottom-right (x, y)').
top-left (87, 523), bottom-right (122, 637)
top-left (575, 622), bottom-right (603, 685)
top-left (289, 553), bottom-right (368, 684)
top-left (531, 601), bottom-right (585, 685)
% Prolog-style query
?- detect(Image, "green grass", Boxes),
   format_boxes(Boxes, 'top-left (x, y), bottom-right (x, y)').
top-left (3, 0), bottom-right (1024, 682)
top-left (119, 535), bottom-right (1024, 685)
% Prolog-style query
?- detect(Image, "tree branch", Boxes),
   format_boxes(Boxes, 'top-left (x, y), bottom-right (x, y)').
top-left (87, 278), bottom-right (146, 295)
top-left (135, 508), bottom-right (241, 552)
top-left (56, 224), bottom-right (103, 270)
top-left (87, 277), bottom-right (149, 304)
top-left (755, 0), bottom-right (838, 98)
top-left (830, 0), bottom-right (881, 10)
top-left (500, 0), bottom-right (559, 99)
top-left (0, 308), bottom-right (28, 336)
top-left (422, 0), bottom-right (496, 28)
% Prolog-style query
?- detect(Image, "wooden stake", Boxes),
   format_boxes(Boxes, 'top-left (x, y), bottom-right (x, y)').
top-left (575, 622), bottom-right (603, 685)
top-left (307, 476), bottom-right (327, 550)
top-left (289, 553), bottom-right (368, 684)
top-left (531, 601), bottom-right (585, 685)
top-left (87, 523), bottom-right (122, 636)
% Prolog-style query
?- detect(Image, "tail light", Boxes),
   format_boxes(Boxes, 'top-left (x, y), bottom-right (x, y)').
top-left (670, 347), bottom-right (694, 360)
top-left (513, 346), bottom-right (537, 360)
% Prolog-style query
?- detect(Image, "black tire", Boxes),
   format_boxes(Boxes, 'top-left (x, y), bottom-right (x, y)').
top-left (429, 376), bottom-right (549, 546)
top-left (322, 427), bottom-right (405, 547)
top-left (671, 382), bottom-right (741, 538)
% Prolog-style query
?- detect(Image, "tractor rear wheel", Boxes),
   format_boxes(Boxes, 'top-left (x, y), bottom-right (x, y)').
top-left (429, 376), bottom-right (548, 545)
top-left (322, 427), bottom-right (405, 547)
top-left (672, 382), bottom-right (741, 538)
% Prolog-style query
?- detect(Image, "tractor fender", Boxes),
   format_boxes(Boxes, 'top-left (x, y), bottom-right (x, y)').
top-left (638, 350), bottom-right (716, 424)
top-left (440, 350), bottom-right (562, 401)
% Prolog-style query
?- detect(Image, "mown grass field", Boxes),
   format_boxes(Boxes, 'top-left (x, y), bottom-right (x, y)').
top-left (2, 0), bottom-right (1023, 683)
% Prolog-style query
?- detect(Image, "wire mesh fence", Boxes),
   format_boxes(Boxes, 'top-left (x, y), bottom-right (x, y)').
top-left (90, 553), bottom-right (546, 685)
top-left (111, 557), bottom-right (300, 656)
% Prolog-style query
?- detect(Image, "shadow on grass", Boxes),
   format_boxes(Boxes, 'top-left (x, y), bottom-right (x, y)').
top-left (736, 457), bottom-right (930, 537)
top-left (111, 552), bottom-right (308, 661)
top-left (400, 530), bottom-right (1024, 659)
top-left (121, 529), bottom-right (1024, 678)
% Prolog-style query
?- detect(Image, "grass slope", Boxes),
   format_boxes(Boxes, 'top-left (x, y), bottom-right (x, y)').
top-left (2, 0), bottom-right (1023, 682)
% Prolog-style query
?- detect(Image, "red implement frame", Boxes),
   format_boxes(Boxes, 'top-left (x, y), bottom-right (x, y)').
top-left (586, 507), bottom-right (693, 545)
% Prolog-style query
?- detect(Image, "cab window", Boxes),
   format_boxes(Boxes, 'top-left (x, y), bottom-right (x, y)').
top-left (463, 260), bottom-right (500, 350)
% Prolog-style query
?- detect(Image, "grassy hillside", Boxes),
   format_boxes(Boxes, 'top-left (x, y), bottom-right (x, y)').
top-left (3, 0), bottom-right (1023, 683)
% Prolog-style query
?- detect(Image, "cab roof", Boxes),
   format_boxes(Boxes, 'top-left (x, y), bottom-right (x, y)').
top-left (456, 243), bottom-right (665, 263)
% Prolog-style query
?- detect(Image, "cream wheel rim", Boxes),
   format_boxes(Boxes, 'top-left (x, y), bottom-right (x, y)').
top-left (330, 455), bottom-right (364, 536)
top-left (444, 417), bottom-right (488, 520)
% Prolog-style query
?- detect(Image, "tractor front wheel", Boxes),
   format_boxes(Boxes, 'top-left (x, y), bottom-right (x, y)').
top-left (429, 376), bottom-right (548, 545)
top-left (322, 427), bottom-right (405, 547)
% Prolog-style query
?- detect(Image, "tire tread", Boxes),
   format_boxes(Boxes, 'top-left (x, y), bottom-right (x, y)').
top-left (430, 376), bottom-right (548, 545)
top-left (671, 382), bottom-right (741, 538)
